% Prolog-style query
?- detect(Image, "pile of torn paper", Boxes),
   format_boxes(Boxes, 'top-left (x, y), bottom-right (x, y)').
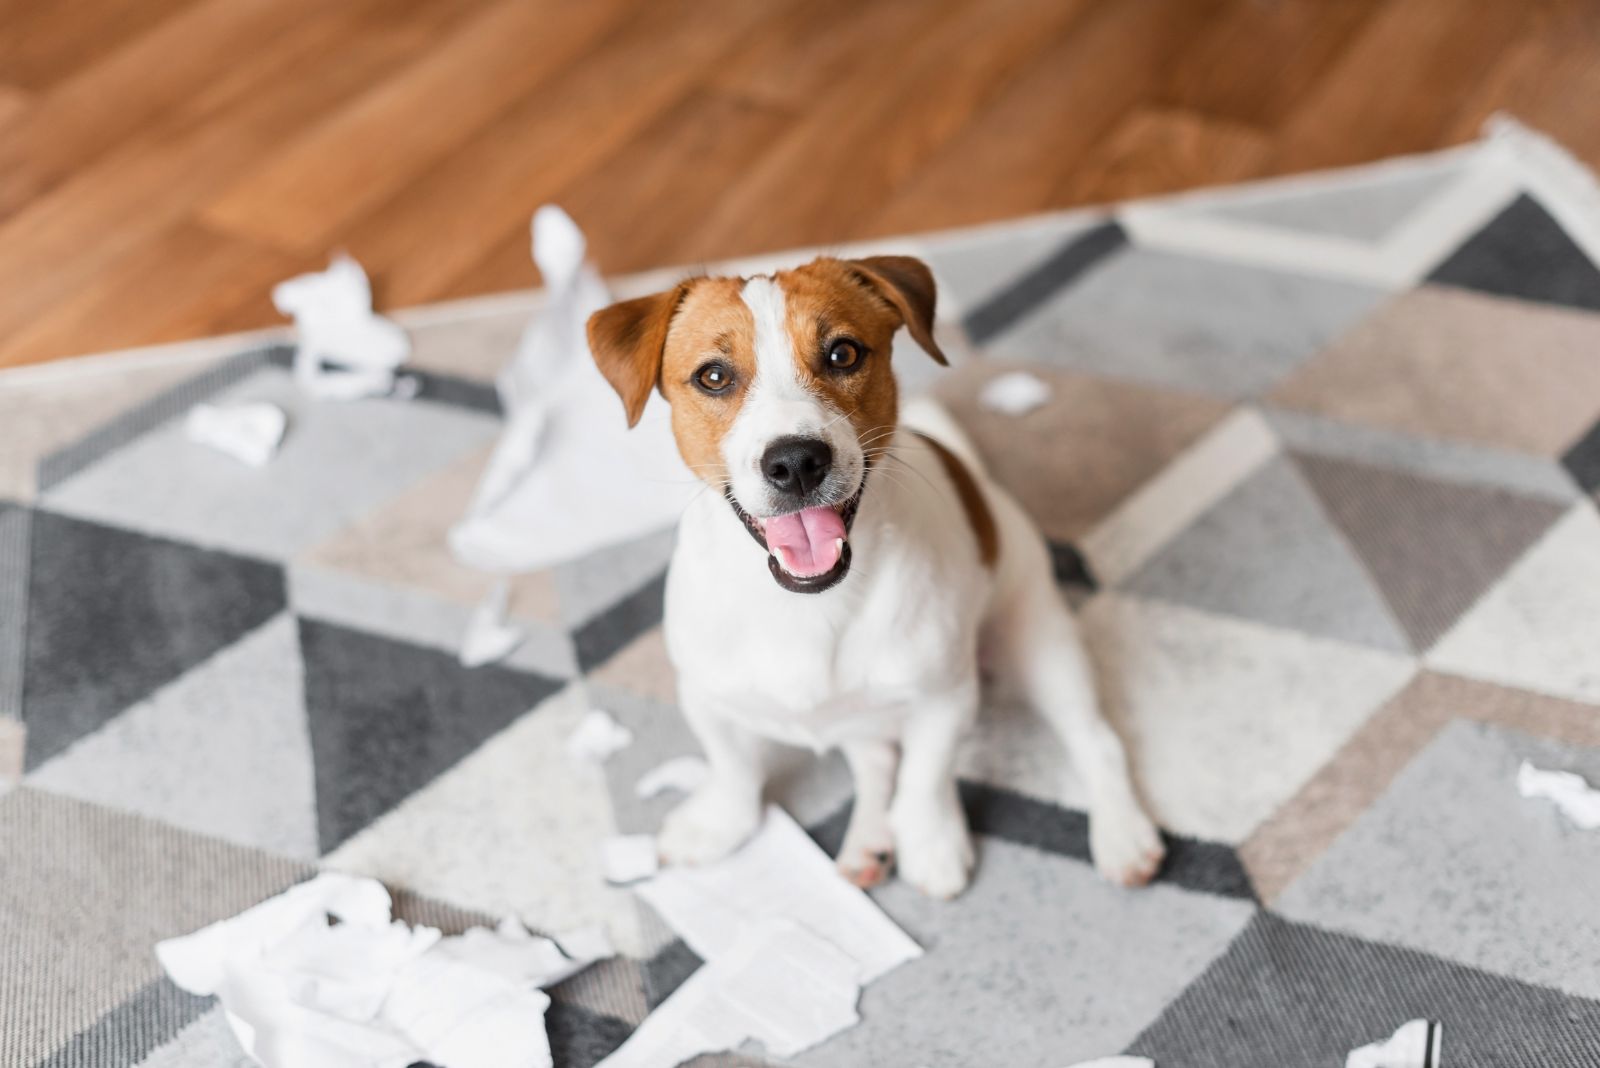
top-left (448, 206), bottom-right (697, 576)
top-left (597, 806), bottom-right (923, 1066)
top-left (156, 873), bottom-right (609, 1068)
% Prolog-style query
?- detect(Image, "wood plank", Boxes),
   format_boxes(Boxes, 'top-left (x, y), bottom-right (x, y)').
top-left (1269, 0), bottom-right (1545, 173)
top-left (443, 87), bottom-right (795, 296)
top-left (330, 0), bottom-right (781, 309)
top-left (0, 223), bottom-right (306, 366)
top-left (0, 0), bottom-right (484, 364)
top-left (867, 0), bottom-right (1229, 237)
top-left (682, 0), bottom-right (1100, 261)
top-left (0, 0), bottom-right (336, 217)
top-left (1058, 107), bottom-right (1271, 206)
top-left (1160, 0), bottom-right (1384, 127)
top-left (0, 0), bottom-right (203, 92)
top-left (1442, 3), bottom-right (1600, 164)
top-left (202, 0), bottom-right (632, 252)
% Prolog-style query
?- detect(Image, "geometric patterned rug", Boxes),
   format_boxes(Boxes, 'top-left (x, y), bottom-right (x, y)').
top-left (5, 117), bottom-right (1600, 1067)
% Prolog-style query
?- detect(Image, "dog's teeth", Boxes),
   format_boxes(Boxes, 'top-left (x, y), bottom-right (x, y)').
top-left (835, 538), bottom-right (845, 552)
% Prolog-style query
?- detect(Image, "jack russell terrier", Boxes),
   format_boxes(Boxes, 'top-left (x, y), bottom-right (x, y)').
top-left (587, 255), bottom-right (1164, 897)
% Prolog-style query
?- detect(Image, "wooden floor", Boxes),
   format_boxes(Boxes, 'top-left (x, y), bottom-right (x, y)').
top-left (3, 0), bottom-right (1599, 369)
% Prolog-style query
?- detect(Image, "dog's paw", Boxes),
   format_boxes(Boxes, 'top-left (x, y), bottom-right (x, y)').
top-left (1090, 798), bottom-right (1165, 888)
top-left (837, 838), bottom-right (895, 889)
top-left (657, 792), bottom-right (759, 868)
top-left (893, 812), bottom-right (974, 899)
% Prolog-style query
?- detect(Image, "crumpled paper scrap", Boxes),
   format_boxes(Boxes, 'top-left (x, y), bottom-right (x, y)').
top-left (156, 872), bottom-right (610, 1068)
top-left (273, 254), bottom-right (411, 401)
top-left (978, 370), bottom-right (1052, 416)
top-left (448, 205), bottom-right (698, 574)
top-left (185, 402), bottom-right (288, 466)
top-left (458, 581), bottom-right (525, 668)
top-left (565, 709), bottom-right (633, 765)
top-left (1518, 760), bottom-right (1600, 830)
top-left (1346, 1019), bottom-right (1443, 1068)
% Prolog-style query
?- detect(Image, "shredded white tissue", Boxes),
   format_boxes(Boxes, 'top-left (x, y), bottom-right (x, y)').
top-left (978, 370), bottom-right (1053, 416)
top-left (598, 807), bottom-right (921, 1068)
top-left (185, 403), bottom-right (287, 467)
top-left (599, 919), bottom-right (862, 1068)
top-left (1346, 1019), bottom-right (1443, 1068)
top-left (633, 755), bottom-right (709, 800)
top-left (1518, 760), bottom-right (1600, 830)
top-left (155, 873), bottom-right (610, 1068)
top-left (602, 835), bottom-right (659, 884)
top-left (458, 581), bottom-right (524, 668)
top-left (565, 709), bottom-right (633, 765)
top-left (634, 806), bottom-right (922, 984)
top-left (1062, 1059), bottom-right (1155, 1068)
top-left (273, 254), bottom-right (411, 401)
top-left (449, 206), bottom-right (699, 574)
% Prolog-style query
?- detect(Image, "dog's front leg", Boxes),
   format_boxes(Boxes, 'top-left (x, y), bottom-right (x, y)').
top-left (890, 679), bottom-right (979, 899)
top-left (837, 739), bottom-right (900, 889)
top-left (657, 691), bottom-right (766, 867)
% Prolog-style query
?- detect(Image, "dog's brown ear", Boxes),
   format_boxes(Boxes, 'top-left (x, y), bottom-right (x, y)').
top-left (847, 255), bottom-right (947, 365)
top-left (586, 285), bottom-right (687, 427)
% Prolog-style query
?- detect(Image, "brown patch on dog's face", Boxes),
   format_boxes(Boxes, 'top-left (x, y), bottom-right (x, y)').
top-left (655, 277), bottom-right (753, 483)
top-left (768, 258), bottom-right (912, 461)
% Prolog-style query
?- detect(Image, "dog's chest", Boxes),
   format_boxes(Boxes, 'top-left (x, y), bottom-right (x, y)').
top-left (664, 545), bottom-right (977, 749)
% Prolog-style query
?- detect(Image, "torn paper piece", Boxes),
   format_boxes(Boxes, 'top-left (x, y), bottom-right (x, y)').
top-left (566, 709), bottom-right (633, 765)
top-left (596, 918), bottom-right (862, 1068)
top-left (978, 370), bottom-right (1053, 416)
top-left (185, 402), bottom-right (287, 467)
top-left (156, 872), bottom-right (609, 1068)
top-left (1346, 1019), bottom-right (1443, 1068)
top-left (273, 254), bottom-right (411, 401)
top-left (602, 835), bottom-right (659, 885)
top-left (634, 755), bottom-right (709, 800)
top-left (449, 206), bottom-right (698, 574)
top-left (1061, 1059), bottom-right (1155, 1068)
top-left (458, 581), bottom-right (524, 668)
top-left (1518, 760), bottom-right (1600, 830)
top-left (635, 806), bottom-right (922, 984)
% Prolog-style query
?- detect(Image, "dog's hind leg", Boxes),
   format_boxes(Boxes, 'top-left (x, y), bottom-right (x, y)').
top-left (985, 489), bottom-right (1165, 888)
top-left (837, 738), bottom-right (900, 888)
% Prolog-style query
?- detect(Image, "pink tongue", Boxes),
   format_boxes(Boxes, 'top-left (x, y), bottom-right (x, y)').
top-left (764, 506), bottom-right (847, 576)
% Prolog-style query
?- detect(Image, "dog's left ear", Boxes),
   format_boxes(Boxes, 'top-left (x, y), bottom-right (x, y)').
top-left (586, 284), bottom-right (688, 427)
top-left (847, 255), bottom-right (948, 366)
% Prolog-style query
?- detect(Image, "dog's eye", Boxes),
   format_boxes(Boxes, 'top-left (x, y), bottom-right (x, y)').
top-left (826, 339), bottom-right (862, 371)
top-left (695, 362), bottom-right (733, 393)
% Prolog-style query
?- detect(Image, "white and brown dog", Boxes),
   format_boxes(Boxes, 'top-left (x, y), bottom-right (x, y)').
top-left (587, 256), bottom-right (1163, 897)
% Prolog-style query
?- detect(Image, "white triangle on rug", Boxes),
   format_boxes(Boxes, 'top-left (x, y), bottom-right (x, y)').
top-left (27, 614), bottom-right (318, 860)
top-left (320, 682), bottom-right (644, 955)
top-left (1428, 502), bottom-right (1600, 703)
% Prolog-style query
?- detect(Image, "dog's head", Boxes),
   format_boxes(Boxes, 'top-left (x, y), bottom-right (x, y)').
top-left (587, 256), bottom-right (945, 594)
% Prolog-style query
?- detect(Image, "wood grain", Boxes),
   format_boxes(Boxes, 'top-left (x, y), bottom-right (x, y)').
top-left (1, 0), bottom-right (1594, 368)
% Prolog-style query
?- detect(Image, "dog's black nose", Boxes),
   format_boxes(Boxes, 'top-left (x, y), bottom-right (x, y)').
top-left (761, 436), bottom-right (833, 498)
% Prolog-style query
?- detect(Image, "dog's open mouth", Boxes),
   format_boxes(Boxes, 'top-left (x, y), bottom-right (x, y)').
top-left (728, 486), bottom-right (864, 594)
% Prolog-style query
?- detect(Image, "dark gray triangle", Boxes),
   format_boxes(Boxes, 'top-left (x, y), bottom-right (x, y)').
top-left (1129, 913), bottom-right (1600, 1067)
top-left (572, 571), bottom-right (668, 675)
top-left (22, 510), bottom-right (286, 768)
top-left (33, 977), bottom-right (212, 1068)
top-left (1562, 417), bottom-right (1600, 498)
top-left (298, 617), bottom-right (564, 853)
top-left (962, 221), bottom-right (1128, 344)
top-left (1426, 193), bottom-right (1600, 313)
top-left (1124, 457), bottom-right (1409, 651)
top-left (545, 1002), bottom-right (634, 1068)
top-left (1296, 452), bottom-right (1567, 650)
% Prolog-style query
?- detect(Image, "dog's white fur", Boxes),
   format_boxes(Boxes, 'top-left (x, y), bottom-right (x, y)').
top-left (653, 277), bottom-right (1163, 897)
